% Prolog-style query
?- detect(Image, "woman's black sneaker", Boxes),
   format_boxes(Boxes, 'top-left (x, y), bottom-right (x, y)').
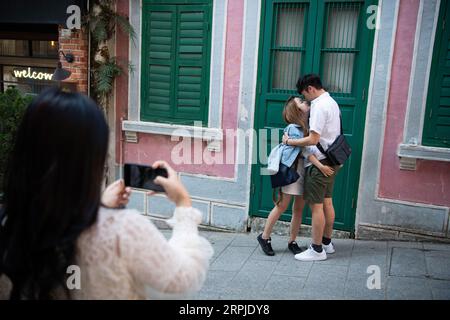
top-left (257, 233), bottom-right (275, 256)
top-left (288, 241), bottom-right (303, 254)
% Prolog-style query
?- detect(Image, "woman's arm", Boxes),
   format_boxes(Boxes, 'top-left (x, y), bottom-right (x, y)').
top-left (283, 131), bottom-right (320, 147)
top-left (121, 207), bottom-right (213, 295)
top-left (121, 161), bottom-right (213, 295)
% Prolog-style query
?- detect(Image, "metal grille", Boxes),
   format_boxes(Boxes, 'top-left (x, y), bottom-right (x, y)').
top-left (321, 2), bottom-right (362, 96)
top-left (271, 2), bottom-right (307, 93)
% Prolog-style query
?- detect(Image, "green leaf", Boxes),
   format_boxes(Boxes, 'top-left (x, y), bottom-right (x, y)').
top-left (92, 19), bottom-right (108, 42)
top-left (115, 14), bottom-right (137, 43)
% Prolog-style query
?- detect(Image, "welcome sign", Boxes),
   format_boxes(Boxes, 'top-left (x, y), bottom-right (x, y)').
top-left (12, 67), bottom-right (53, 81)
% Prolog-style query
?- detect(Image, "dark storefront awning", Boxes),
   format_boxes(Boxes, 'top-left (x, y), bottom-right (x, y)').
top-left (0, 0), bottom-right (87, 25)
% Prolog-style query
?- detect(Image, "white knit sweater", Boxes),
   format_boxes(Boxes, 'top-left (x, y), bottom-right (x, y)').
top-left (0, 206), bottom-right (214, 300)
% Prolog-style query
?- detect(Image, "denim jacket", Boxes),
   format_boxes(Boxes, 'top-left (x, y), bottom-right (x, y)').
top-left (281, 124), bottom-right (303, 167)
top-left (267, 124), bottom-right (303, 174)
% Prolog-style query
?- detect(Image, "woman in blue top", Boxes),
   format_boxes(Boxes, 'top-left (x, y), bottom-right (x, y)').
top-left (257, 97), bottom-right (334, 256)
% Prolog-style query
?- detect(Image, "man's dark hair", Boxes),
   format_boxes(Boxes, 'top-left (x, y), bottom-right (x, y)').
top-left (296, 74), bottom-right (323, 94)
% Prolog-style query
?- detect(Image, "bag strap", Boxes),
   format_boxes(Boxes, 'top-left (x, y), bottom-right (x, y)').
top-left (316, 112), bottom-right (343, 154)
top-left (316, 141), bottom-right (326, 155)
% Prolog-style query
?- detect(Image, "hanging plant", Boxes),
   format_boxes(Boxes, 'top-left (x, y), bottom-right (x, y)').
top-left (95, 58), bottom-right (122, 96)
top-left (85, 0), bottom-right (135, 107)
top-left (83, 0), bottom-right (135, 186)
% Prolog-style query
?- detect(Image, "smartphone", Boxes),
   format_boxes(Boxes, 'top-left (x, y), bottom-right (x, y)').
top-left (123, 163), bottom-right (168, 193)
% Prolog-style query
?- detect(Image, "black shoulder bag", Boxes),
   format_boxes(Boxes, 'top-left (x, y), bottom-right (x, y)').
top-left (270, 162), bottom-right (300, 189)
top-left (316, 115), bottom-right (352, 166)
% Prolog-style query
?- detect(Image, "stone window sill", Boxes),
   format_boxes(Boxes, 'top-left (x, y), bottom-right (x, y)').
top-left (398, 143), bottom-right (450, 170)
top-left (122, 120), bottom-right (223, 152)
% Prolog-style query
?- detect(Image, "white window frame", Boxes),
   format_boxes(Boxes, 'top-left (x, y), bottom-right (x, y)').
top-left (122, 0), bottom-right (228, 151)
top-left (398, 0), bottom-right (450, 169)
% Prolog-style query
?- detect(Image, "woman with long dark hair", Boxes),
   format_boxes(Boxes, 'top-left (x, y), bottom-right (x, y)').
top-left (0, 88), bottom-right (213, 299)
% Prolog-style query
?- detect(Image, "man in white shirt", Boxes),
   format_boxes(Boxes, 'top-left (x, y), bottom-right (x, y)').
top-left (282, 74), bottom-right (341, 261)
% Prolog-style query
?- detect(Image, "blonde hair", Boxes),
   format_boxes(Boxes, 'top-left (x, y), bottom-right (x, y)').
top-left (282, 97), bottom-right (309, 136)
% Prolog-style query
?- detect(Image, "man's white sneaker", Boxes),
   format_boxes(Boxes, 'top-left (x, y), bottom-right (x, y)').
top-left (294, 245), bottom-right (327, 261)
top-left (322, 242), bottom-right (335, 254)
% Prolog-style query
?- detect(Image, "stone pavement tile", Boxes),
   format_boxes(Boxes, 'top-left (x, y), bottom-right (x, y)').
top-left (230, 233), bottom-right (259, 247)
top-left (424, 250), bottom-right (450, 280)
top-left (389, 247), bottom-right (427, 278)
top-left (386, 276), bottom-right (433, 300)
top-left (302, 264), bottom-right (348, 298)
top-left (423, 242), bottom-right (450, 251)
top-left (331, 238), bottom-right (355, 248)
top-left (296, 290), bottom-right (345, 300)
top-left (206, 234), bottom-right (234, 263)
top-left (349, 242), bottom-right (389, 276)
top-left (348, 261), bottom-right (388, 280)
top-left (430, 288), bottom-right (450, 300)
top-left (202, 231), bottom-right (235, 241)
top-left (273, 254), bottom-right (313, 277)
top-left (228, 259), bottom-right (279, 291)
top-left (388, 241), bottom-right (424, 249)
top-left (318, 239), bottom-right (354, 266)
top-left (203, 232), bottom-right (235, 247)
top-left (344, 276), bottom-right (386, 300)
top-left (428, 279), bottom-right (450, 300)
top-left (353, 240), bottom-right (388, 252)
top-left (202, 270), bottom-right (237, 291)
top-left (263, 275), bottom-right (306, 299)
top-left (211, 245), bottom-right (229, 263)
top-left (351, 241), bottom-right (389, 266)
top-left (218, 288), bottom-right (277, 300)
top-left (251, 246), bottom-right (286, 262)
top-left (347, 263), bottom-right (387, 288)
top-left (192, 290), bottom-right (222, 300)
top-left (210, 246), bottom-right (256, 272)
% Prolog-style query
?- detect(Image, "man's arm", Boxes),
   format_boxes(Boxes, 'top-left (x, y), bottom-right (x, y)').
top-left (282, 131), bottom-right (320, 147)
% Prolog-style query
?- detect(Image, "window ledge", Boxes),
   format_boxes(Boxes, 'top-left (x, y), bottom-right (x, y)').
top-left (122, 120), bottom-right (223, 152)
top-left (398, 143), bottom-right (450, 170)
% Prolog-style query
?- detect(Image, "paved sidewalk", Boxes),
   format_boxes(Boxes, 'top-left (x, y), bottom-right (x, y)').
top-left (161, 229), bottom-right (450, 300)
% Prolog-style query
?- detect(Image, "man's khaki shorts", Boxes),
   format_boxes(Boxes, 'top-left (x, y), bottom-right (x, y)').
top-left (304, 160), bottom-right (341, 205)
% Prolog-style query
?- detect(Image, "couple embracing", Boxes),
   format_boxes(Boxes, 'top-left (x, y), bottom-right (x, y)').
top-left (257, 74), bottom-right (342, 262)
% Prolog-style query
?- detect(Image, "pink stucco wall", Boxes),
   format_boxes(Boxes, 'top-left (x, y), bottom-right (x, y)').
top-left (115, 0), bottom-right (244, 179)
top-left (379, 0), bottom-right (450, 206)
top-left (115, 0), bottom-right (129, 164)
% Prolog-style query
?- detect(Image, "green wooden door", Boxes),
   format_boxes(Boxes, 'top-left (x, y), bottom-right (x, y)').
top-left (250, 0), bottom-right (376, 232)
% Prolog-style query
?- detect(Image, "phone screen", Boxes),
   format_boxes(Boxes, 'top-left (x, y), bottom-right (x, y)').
top-left (124, 163), bottom-right (168, 192)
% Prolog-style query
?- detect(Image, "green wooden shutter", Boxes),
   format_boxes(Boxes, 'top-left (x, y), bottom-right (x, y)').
top-left (423, 0), bottom-right (450, 147)
top-left (141, 6), bottom-right (176, 121)
top-left (174, 5), bottom-right (210, 123)
top-left (141, 3), bottom-right (211, 126)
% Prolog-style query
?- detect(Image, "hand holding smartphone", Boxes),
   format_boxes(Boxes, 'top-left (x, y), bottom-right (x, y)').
top-left (124, 163), bottom-right (168, 193)
top-left (124, 161), bottom-right (192, 207)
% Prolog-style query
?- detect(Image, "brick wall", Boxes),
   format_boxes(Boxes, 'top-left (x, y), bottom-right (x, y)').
top-left (58, 27), bottom-right (88, 93)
